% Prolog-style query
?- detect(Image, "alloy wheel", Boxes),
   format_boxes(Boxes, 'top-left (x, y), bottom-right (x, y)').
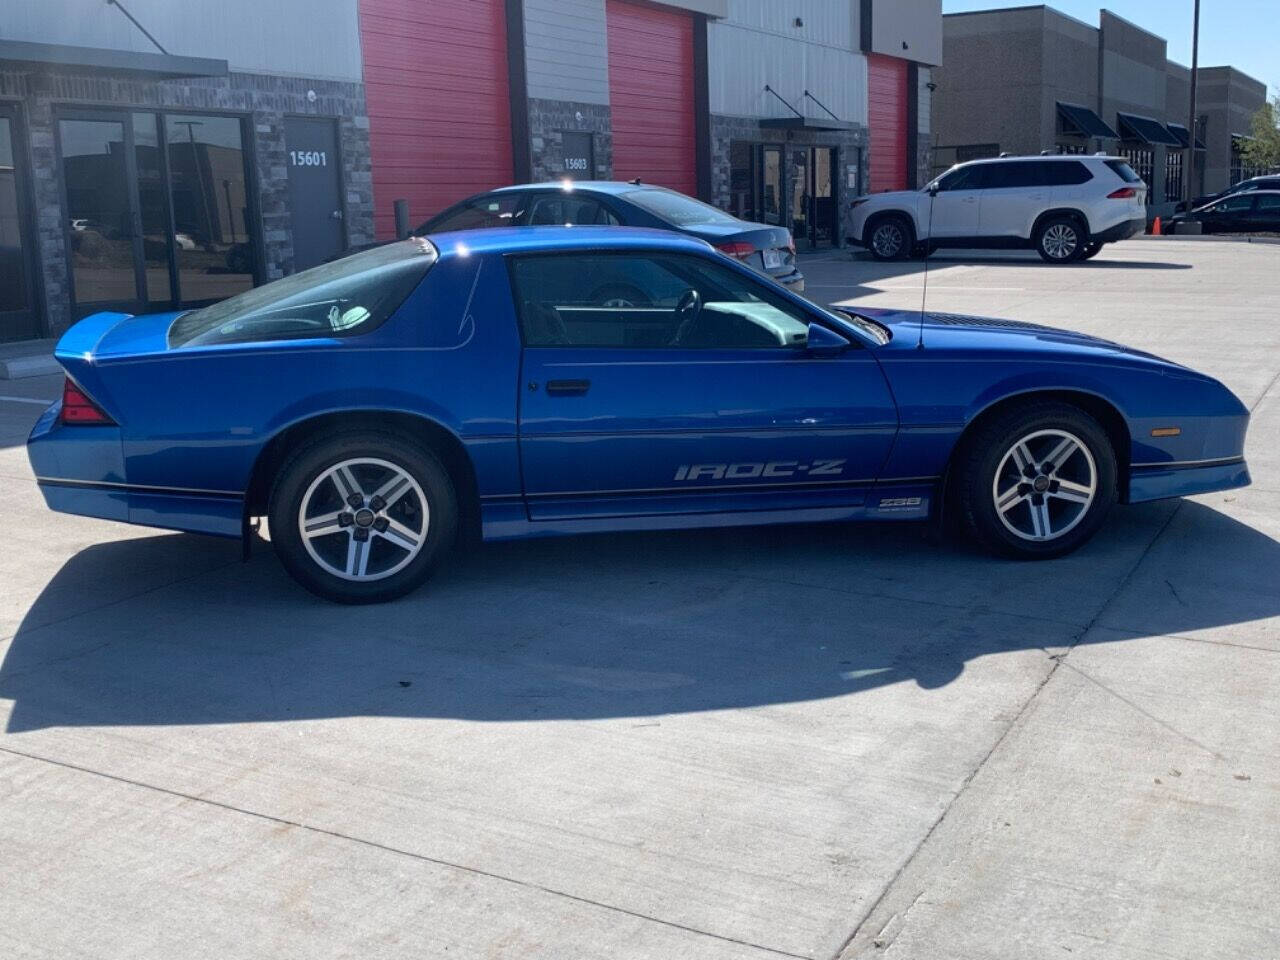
top-left (298, 457), bottom-right (429, 581)
top-left (1042, 223), bottom-right (1079, 260)
top-left (991, 429), bottom-right (1096, 542)
top-left (872, 223), bottom-right (905, 258)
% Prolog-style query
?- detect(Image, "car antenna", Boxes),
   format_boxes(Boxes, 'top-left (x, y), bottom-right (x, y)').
top-left (918, 177), bottom-right (939, 350)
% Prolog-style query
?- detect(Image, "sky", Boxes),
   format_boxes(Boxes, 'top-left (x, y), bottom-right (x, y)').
top-left (942, 0), bottom-right (1276, 96)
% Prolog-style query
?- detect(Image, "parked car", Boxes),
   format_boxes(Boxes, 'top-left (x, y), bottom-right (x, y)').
top-left (30, 227), bottom-right (1250, 603)
top-left (342, 181), bottom-right (804, 291)
top-left (1177, 175), bottom-right (1280, 213)
top-left (848, 155), bottom-right (1148, 263)
top-left (1170, 189), bottom-right (1280, 234)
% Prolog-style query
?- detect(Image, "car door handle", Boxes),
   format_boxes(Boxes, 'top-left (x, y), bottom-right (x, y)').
top-left (545, 379), bottom-right (591, 396)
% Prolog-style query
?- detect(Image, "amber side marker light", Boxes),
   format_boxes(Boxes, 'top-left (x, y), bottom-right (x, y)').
top-left (1151, 427), bottom-right (1182, 437)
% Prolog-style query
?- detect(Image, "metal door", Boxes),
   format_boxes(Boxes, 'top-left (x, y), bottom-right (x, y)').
top-left (284, 118), bottom-right (345, 270)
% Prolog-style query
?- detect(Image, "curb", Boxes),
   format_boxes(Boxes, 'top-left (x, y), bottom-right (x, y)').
top-left (1135, 233), bottom-right (1280, 246)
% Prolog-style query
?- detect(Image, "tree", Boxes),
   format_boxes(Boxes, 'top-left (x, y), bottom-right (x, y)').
top-left (1241, 95), bottom-right (1280, 172)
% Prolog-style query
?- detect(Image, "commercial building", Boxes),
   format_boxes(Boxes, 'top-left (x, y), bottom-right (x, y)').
top-left (932, 6), bottom-right (1267, 222)
top-left (3, 0), bottom-right (941, 343)
top-left (360, 0), bottom-right (940, 253)
top-left (1, 0), bottom-right (374, 343)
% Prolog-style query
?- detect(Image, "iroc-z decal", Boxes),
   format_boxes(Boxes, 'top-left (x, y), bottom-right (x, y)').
top-left (674, 460), bottom-right (846, 481)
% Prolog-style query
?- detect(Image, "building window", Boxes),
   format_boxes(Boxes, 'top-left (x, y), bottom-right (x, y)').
top-left (1121, 146), bottom-right (1154, 205)
top-left (1055, 142), bottom-right (1087, 155)
top-left (1165, 150), bottom-right (1184, 203)
top-left (58, 109), bottom-right (258, 318)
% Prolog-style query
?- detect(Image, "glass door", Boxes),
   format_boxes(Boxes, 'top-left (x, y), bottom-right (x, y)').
top-left (812, 148), bottom-right (837, 247)
top-left (0, 106), bottom-right (40, 341)
top-left (791, 148), bottom-right (809, 246)
top-left (60, 113), bottom-right (146, 316)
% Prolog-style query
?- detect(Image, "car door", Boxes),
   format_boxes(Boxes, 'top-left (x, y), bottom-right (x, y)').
top-left (927, 164), bottom-right (986, 239)
top-left (978, 161), bottom-right (1049, 238)
top-left (1249, 194), bottom-right (1280, 231)
top-left (510, 250), bottom-right (899, 521)
top-left (1201, 194), bottom-right (1253, 233)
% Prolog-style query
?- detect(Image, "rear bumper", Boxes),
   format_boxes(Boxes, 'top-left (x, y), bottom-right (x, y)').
top-left (1092, 216), bottom-right (1146, 244)
top-left (1126, 458), bottom-right (1250, 504)
top-left (29, 405), bottom-right (243, 538)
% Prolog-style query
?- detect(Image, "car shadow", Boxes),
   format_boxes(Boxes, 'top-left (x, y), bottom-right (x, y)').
top-left (2, 500), bottom-right (1276, 733)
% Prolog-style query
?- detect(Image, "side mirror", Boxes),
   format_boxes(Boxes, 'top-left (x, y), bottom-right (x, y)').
top-left (928, 184), bottom-right (940, 198)
top-left (804, 322), bottom-right (850, 357)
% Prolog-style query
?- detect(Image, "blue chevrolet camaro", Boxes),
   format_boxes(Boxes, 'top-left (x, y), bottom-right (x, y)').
top-left (30, 228), bottom-right (1250, 603)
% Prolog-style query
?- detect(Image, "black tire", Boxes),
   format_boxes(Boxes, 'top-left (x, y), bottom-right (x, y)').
top-left (866, 215), bottom-right (913, 261)
top-left (954, 402), bottom-right (1116, 560)
top-left (268, 431), bottom-right (458, 604)
top-left (1079, 242), bottom-right (1104, 261)
top-left (1034, 215), bottom-right (1086, 263)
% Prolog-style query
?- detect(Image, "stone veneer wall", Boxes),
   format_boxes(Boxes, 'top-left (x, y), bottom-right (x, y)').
top-left (0, 68), bottom-right (372, 337)
top-left (527, 98), bottom-right (613, 183)
top-left (709, 115), bottom-right (869, 246)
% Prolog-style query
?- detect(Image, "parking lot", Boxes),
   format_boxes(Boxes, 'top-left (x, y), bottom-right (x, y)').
top-left (1, 239), bottom-right (1277, 959)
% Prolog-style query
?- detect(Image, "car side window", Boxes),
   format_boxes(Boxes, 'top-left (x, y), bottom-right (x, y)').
top-left (426, 194), bottom-right (524, 232)
top-left (1255, 195), bottom-right (1280, 212)
top-left (937, 165), bottom-right (986, 191)
top-left (1047, 161), bottom-right (1093, 185)
top-left (510, 253), bottom-right (813, 349)
top-left (1215, 195), bottom-right (1253, 213)
top-left (526, 195), bottom-right (619, 226)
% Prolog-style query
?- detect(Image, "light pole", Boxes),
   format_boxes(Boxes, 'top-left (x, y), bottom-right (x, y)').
top-left (1185, 0), bottom-right (1201, 206)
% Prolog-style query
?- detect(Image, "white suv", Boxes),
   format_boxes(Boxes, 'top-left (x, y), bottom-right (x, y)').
top-left (848, 155), bottom-right (1148, 263)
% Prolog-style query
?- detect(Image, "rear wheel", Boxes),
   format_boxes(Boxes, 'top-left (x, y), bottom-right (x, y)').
top-left (867, 216), bottom-right (912, 261)
top-left (1035, 216), bottom-right (1085, 263)
top-left (955, 402), bottom-right (1116, 559)
top-left (268, 432), bottom-right (457, 603)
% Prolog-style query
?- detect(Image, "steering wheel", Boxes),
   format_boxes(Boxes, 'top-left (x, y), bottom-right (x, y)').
top-left (670, 288), bottom-right (703, 345)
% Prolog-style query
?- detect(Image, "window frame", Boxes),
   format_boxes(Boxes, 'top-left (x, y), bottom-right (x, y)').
top-left (503, 248), bottom-right (848, 352)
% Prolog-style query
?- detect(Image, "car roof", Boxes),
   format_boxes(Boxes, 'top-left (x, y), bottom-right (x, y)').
top-left (425, 225), bottom-right (715, 259)
top-left (960, 154), bottom-right (1115, 165)
top-left (484, 181), bottom-right (670, 196)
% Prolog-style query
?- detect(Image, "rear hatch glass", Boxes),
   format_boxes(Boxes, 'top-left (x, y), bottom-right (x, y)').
top-left (1104, 160), bottom-right (1142, 184)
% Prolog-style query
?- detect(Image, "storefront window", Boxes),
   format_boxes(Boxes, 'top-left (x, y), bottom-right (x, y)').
top-left (166, 114), bottom-right (255, 302)
top-left (134, 113), bottom-right (172, 304)
top-left (761, 146), bottom-right (782, 226)
top-left (0, 115), bottom-right (31, 318)
top-left (1165, 150), bottom-right (1184, 203)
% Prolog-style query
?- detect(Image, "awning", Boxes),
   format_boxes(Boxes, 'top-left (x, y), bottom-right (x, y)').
top-left (1116, 112), bottom-right (1182, 147)
top-left (1167, 123), bottom-right (1206, 150)
top-left (0, 39), bottom-right (227, 80)
top-left (759, 116), bottom-right (857, 132)
top-left (1056, 102), bottom-right (1119, 140)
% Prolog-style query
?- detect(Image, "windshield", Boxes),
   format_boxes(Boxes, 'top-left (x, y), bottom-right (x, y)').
top-left (622, 188), bottom-right (740, 226)
top-left (168, 240), bottom-right (436, 348)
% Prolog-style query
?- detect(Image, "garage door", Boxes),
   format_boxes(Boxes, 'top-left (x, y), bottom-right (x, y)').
top-left (867, 54), bottom-right (908, 193)
top-left (360, 0), bottom-right (513, 239)
top-left (606, 0), bottom-right (697, 197)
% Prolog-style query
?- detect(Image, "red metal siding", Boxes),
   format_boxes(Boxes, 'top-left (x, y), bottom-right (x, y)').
top-left (606, 0), bottom-right (697, 197)
top-left (867, 54), bottom-right (909, 193)
top-left (360, 0), bottom-right (513, 239)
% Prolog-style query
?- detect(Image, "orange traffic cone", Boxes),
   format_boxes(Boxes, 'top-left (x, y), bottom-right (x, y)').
top-left (1152, 216), bottom-right (1162, 236)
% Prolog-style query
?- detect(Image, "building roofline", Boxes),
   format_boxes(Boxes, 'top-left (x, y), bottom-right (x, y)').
top-left (943, 4), bottom-right (1096, 33)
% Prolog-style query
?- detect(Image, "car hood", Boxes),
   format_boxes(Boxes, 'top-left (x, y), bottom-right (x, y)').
top-left (844, 307), bottom-right (1202, 374)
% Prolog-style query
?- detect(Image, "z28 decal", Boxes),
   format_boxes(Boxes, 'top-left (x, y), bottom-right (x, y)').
top-left (673, 460), bottom-right (847, 481)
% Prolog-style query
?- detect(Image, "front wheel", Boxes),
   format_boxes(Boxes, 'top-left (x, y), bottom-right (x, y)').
top-left (1035, 216), bottom-right (1085, 263)
top-left (955, 403), bottom-right (1116, 559)
top-left (867, 216), bottom-right (912, 261)
top-left (268, 433), bottom-right (458, 603)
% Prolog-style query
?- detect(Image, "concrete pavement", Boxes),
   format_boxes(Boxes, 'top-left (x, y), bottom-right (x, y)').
top-left (1, 239), bottom-right (1277, 959)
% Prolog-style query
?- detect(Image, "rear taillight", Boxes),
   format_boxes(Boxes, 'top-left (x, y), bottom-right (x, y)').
top-left (59, 378), bottom-right (115, 425)
top-left (715, 241), bottom-right (756, 259)
top-left (1107, 187), bottom-right (1138, 199)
